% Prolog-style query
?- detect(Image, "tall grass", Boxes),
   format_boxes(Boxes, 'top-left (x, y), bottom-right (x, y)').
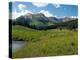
top-left (12, 25), bottom-right (78, 58)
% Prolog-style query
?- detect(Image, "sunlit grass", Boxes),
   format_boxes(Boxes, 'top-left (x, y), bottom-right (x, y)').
top-left (12, 25), bottom-right (78, 58)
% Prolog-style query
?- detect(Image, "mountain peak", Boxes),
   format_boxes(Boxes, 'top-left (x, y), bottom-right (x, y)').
top-left (27, 13), bottom-right (32, 15)
top-left (37, 13), bottom-right (45, 16)
top-left (33, 13), bottom-right (46, 18)
top-left (23, 13), bottom-right (33, 19)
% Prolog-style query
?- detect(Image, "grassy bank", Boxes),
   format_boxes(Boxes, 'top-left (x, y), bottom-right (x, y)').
top-left (12, 25), bottom-right (78, 58)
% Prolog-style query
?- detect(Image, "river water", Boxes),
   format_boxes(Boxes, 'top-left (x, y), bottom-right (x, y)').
top-left (10, 41), bottom-right (26, 53)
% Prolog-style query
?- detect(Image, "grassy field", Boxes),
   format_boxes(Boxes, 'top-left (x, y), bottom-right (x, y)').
top-left (12, 25), bottom-right (78, 58)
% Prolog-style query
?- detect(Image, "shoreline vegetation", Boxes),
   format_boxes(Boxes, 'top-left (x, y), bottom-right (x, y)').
top-left (12, 25), bottom-right (78, 58)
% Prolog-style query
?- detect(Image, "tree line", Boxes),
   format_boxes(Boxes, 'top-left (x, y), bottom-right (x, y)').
top-left (9, 18), bottom-right (78, 30)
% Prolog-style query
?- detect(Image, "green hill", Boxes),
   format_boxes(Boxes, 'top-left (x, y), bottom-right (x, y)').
top-left (12, 25), bottom-right (78, 58)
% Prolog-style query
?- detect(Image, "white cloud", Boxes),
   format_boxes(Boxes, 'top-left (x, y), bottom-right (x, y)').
top-left (54, 15), bottom-right (57, 17)
top-left (54, 15), bottom-right (61, 18)
top-left (39, 10), bottom-right (53, 17)
top-left (53, 4), bottom-right (61, 8)
top-left (18, 4), bottom-right (26, 11)
top-left (32, 2), bottom-right (48, 7)
top-left (10, 10), bottom-right (32, 19)
top-left (10, 4), bottom-right (32, 19)
top-left (70, 16), bottom-right (77, 18)
top-left (32, 2), bottom-right (60, 8)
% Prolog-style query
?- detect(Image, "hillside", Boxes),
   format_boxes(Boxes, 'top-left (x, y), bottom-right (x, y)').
top-left (14, 13), bottom-right (55, 29)
top-left (12, 25), bottom-right (78, 58)
top-left (10, 13), bottom-right (78, 30)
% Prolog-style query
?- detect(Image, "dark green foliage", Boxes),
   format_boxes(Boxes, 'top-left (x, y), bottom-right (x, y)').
top-left (11, 18), bottom-right (78, 30)
top-left (56, 19), bottom-right (78, 30)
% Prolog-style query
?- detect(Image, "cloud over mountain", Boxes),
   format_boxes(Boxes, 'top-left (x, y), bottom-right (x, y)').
top-left (10, 10), bottom-right (32, 19)
top-left (18, 4), bottom-right (27, 11)
top-left (39, 10), bottom-right (53, 17)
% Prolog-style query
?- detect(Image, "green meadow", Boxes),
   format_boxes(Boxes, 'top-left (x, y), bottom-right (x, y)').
top-left (12, 25), bottom-right (78, 58)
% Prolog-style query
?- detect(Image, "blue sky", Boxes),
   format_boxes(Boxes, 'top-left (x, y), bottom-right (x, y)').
top-left (9, 2), bottom-right (78, 19)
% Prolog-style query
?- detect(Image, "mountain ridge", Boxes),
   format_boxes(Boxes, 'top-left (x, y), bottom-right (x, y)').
top-left (10, 13), bottom-right (78, 30)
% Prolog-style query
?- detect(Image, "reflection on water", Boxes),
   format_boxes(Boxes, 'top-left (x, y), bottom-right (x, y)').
top-left (10, 41), bottom-right (26, 53)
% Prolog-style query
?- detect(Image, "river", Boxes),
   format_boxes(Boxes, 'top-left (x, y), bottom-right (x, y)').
top-left (10, 41), bottom-right (26, 53)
